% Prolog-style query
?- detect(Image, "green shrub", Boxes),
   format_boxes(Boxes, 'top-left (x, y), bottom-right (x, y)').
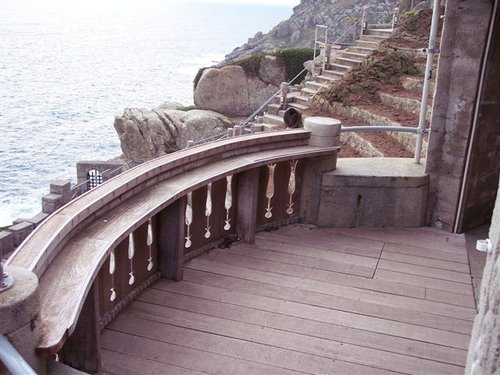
top-left (274, 48), bottom-right (315, 83)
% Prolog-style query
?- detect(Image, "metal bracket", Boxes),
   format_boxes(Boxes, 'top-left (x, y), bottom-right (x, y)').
top-left (417, 128), bottom-right (429, 135)
top-left (422, 48), bottom-right (440, 54)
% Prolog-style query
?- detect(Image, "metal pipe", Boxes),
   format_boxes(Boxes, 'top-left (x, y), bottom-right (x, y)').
top-left (414, 0), bottom-right (441, 164)
top-left (0, 334), bottom-right (37, 375)
top-left (341, 126), bottom-right (419, 133)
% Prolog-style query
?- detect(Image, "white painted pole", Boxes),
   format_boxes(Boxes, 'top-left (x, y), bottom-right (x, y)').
top-left (414, 0), bottom-right (441, 164)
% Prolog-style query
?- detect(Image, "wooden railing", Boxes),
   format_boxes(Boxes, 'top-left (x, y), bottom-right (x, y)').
top-left (7, 128), bottom-right (339, 373)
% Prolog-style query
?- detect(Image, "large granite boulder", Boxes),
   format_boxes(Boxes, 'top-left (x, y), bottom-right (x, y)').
top-left (114, 108), bottom-right (233, 164)
top-left (194, 56), bottom-right (285, 116)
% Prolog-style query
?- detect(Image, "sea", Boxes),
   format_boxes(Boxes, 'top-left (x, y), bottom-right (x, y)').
top-left (0, 0), bottom-right (296, 227)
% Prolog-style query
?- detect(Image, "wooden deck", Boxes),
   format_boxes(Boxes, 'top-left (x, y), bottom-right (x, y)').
top-left (101, 225), bottom-right (477, 375)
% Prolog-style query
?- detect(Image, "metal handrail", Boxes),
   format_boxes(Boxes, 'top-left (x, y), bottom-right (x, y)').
top-left (340, 125), bottom-right (422, 133)
top-left (0, 334), bottom-right (37, 375)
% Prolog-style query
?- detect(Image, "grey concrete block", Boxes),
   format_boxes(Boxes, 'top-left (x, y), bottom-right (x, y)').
top-left (9, 222), bottom-right (34, 247)
top-left (50, 180), bottom-right (72, 204)
top-left (0, 231), bottom-right (15, 257)
top-left (317, 158), bottom-right (429, 227)
top-left (42, 193), bottom-right (62, 214)
top-left (13, 212), bottom-right (49, 228)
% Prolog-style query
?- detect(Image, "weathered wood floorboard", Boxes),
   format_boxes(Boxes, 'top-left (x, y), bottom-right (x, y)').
top-left (102, 226), bottom-right (475, 375)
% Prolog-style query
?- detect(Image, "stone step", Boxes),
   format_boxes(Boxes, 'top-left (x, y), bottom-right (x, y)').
top-left (401, 76), bottom-right (436, 94)
top-left (345, 45), bottom-right (375, 55)
top-left (321, 69), bottom-right (344, 80)
top-left (261, 123), bottom-right (284, 132)
top-left (266, 103), bottom-right (281, 115)
top-left (316, 74), bottom-right (341, 85)
top-left (327, 63), bottom-right (351, 73)
top-left (301, 87), bottom-right (317, 96)
top-left (379, 92), bottom-right (432, 121)
top-left (340, 51), bottom-right (370, 60)
top-left (262, 113), bottom-right (284, 126)
top-left (368, 23), bottom-right (393, 29)
top-left (293, 94), bottom-right (310, 105)
top-left (288, 102), bottom-right (309, 111)
top-left (360, 34), bottom-right (389, 42)
top-left (325, 101), bottom-right (425, 155)
top-left (355, 39), bottom-right (380, 49)
top-left (305, 80), bottom-right (327, 91)
top-left (366, 28), bottom-right (393, 37)
top-left (334, 56), bottom-right (363, 67)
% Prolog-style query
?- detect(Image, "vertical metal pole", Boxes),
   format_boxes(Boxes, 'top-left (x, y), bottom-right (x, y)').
top-left (313, 26), bottom-right (318, 61)
top-left (360, 6), bottom-right (367, 38)
top-left (414, 0), bottom-right (441, 164)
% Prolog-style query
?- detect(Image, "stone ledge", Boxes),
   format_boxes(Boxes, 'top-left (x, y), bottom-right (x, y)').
top-left (318, 158), bottom-right (429, 227)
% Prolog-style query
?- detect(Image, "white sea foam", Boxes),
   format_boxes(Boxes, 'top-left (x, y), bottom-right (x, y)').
top-left (0, 0), bottom-right (292, 226)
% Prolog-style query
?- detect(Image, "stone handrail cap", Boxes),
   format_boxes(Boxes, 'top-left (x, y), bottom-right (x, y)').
top-left (304, 117), bottom-right (341, 137)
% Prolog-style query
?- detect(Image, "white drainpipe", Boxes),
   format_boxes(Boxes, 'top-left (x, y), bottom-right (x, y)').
top-left (414, 0), bottom-right (441, 164)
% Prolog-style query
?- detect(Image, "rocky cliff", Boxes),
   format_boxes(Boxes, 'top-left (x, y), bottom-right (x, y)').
top-left (222, 0), bottom-right (398, 65)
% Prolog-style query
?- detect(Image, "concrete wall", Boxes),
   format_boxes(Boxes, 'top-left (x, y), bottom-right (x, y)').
top-left (316, 158), bottom-right (428, 227)
top-left (466, 177), bottom-right (500, 374)
top-left (425, 0), bottom-right (494, 231)
top-left (457, 6), bottom-right (500, 231)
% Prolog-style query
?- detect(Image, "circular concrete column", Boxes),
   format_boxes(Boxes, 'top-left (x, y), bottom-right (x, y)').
top-left (304, 117), bottom-right (341, 147)
top-left (0, 266), bottom-right (45, 374)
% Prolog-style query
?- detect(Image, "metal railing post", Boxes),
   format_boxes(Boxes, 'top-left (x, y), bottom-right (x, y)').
top-left (360, 6), bottom-right (368, 38)
top-left (415, 0), bottom-right (441, 164)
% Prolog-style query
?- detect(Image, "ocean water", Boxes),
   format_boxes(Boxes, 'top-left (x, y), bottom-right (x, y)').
top-left (0, 0), bottom-right (295, 226)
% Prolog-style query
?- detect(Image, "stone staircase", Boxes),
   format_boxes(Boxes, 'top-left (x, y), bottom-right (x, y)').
top-left (260, 26), bottom-right (394, 130)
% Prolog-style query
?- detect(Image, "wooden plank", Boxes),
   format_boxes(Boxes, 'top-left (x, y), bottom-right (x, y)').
top-left (425, 288), bottom-right (476, 308)
top-left (213, 245), bottom-right (374, 278)
top-left (322, 227), bottom-right (467, 253)
top-left (187, 257), bottom-right (477, 322)
top-left (137, 287), bottom-right (468, 366)
top-left (101, 348), bottom-right (208, 375)
top-left (158, 197), bottom-right (185, 281)
top-left (109, 313), bottom-right (399, 375)
top-left (236, 168), bottom-right (259, 243)
top-left (58, 280), bottom-right (101, 373)
top-left (381, 250), bottom-right (471, 273)
top-left (124, 300), bottom-right (464, 375)
top-left (102, 330), bottom-right (299, 375)
top-left (375, 269), bottom-right (474, 295)
top-left (253, 237), bottom-right (379, 268)
top-left (377, 259), bottom-right (472, 284)
top-left (382, 242), bottom-right (469, 264)
top-left (257, 227), bottom-right (384, 258)
top-left (224, 244), bottom-right (425, 297)
top-left (160, 272), bottom-right (472, 347)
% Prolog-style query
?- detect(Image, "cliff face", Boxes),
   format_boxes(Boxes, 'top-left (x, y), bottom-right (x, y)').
top-left (222, 0), bottom-right (398, 65)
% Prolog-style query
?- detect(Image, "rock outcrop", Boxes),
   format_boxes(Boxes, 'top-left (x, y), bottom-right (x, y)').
top-left (114, 108), bottom-right (233, 164)
top-left (222, 0), bottom-right (398, 65)
top-left (194, 56), bottom-right (285, 116)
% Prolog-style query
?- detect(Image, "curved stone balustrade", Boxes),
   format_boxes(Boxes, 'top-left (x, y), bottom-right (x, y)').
top-left (6, 129), bottom-right (339, 356)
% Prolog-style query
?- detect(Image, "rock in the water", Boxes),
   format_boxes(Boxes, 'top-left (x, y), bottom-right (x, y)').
top-left (194, 64), bottom-right (281, 116)
top-left (114, 108), bottom-right (233, 164)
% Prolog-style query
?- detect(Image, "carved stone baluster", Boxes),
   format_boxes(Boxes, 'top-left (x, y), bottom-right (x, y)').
top-left (109, 249), bottom-right (116, 302)
top-left (128, 232), bottom-right (135, 285)
top-left (224, 175), bottom-right (233, 230)
top-left (185, 192), bottom-right (193, 248)
top-left (205, 183), bottom-right (213, 238)
top-left (265, 164), bottom-right (277, 219)
top-left (146, 218), bottom-right (154, 271)
top-left (287, 160), bottom-right (299, 215)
